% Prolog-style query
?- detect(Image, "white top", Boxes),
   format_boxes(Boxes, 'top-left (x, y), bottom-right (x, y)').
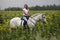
top-left (23, 8), bottom-right (29, 16)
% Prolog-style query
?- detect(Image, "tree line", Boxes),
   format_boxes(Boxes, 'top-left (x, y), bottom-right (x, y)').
top-left (4, 4), bottom-right (60, 11)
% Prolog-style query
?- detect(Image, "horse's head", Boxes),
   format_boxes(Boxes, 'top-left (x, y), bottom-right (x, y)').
top-left (38, 13), bottom-right (46, 23)
top-left (41, 13), bottom-right (46, 23)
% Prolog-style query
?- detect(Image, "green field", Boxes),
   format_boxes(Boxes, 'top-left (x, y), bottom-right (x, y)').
top-left (0, 10), bottom-right (60, 40)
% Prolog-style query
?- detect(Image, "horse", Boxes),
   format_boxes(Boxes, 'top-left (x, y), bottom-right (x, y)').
top-left (10, 13), bottom-right (46, 30)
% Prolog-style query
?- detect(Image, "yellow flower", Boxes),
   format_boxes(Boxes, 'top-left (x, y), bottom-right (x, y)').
top-left (9, 28), bottom-right (12, 32)
top-left (0, 26), bottom-right (2, 31)
top-left (45, 21), bottom-right (48, 26)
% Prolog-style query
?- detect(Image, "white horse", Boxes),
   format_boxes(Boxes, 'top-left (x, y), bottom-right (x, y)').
top-left (10, 13), bottom-right (46, 30)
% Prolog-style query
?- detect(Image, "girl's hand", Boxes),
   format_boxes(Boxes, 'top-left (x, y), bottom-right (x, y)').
top-left (28, 14), bottom-right (31, 17)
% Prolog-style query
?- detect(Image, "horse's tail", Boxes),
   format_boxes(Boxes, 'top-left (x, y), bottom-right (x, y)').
top-left (10, 19), bottom-right (15, 28)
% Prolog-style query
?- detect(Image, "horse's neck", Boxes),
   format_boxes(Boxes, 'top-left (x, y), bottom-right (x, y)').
top-left (31, 15), bottom-right (41, 22)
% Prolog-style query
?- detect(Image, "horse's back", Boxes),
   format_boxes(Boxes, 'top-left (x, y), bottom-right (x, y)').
top-left (10, 17), bottom-right (21, 21)
top-left (10, 17), bottom-right (21, 28)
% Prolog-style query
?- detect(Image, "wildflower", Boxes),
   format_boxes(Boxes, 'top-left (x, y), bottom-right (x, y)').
top-left (0, 26), bottom-right (2, 31)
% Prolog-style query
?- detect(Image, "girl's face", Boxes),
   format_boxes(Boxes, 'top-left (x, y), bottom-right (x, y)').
top-left (24, 4), bottom-right (28, 9)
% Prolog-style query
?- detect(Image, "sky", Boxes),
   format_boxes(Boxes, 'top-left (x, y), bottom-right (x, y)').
top-left (0, 0), bottom-right (60, 9)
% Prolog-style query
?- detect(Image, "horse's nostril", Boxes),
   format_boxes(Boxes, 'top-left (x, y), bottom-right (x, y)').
top-left (43, 22), bottom-right (46, 24)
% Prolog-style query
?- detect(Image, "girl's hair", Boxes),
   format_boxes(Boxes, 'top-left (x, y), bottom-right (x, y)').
top-left (24, 4), bottom-right (29, 9)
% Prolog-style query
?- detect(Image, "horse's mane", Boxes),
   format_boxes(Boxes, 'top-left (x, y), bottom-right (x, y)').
top-left (31, 13), bottom-right (40, 17)
top-left (30, 13), bottom-right (45, 18)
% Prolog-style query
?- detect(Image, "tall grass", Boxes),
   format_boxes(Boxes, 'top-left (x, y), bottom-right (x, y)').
top-left (0, 10), bottom-right (60, 40)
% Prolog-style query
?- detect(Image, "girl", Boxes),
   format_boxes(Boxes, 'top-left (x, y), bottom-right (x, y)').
top-left (22, 4), bottom-right (30, 29)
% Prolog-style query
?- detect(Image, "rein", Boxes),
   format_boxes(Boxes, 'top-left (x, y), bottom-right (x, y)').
top-left (29, 17), bottom-right (36, 25)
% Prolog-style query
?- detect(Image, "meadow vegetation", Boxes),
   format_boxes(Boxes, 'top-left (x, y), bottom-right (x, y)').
top-left (0, 10), bottom-right (60, 40)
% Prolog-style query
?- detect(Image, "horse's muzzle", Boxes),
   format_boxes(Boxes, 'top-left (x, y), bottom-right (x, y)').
top-left (43, 22), bottom-right (46, 24)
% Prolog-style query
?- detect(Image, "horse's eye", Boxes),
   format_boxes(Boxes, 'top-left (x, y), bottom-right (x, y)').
top-left (43, 17), bottom-right (45, 18)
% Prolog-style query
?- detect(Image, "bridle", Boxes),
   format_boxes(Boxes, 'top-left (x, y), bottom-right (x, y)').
top-left (29, 17), bottom-right (36, 24)
top-left (42, 14), bottom-right (46, 18)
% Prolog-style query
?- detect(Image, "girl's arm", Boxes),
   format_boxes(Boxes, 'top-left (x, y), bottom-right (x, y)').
top-left (27, 9), bottom-right (30, 15)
